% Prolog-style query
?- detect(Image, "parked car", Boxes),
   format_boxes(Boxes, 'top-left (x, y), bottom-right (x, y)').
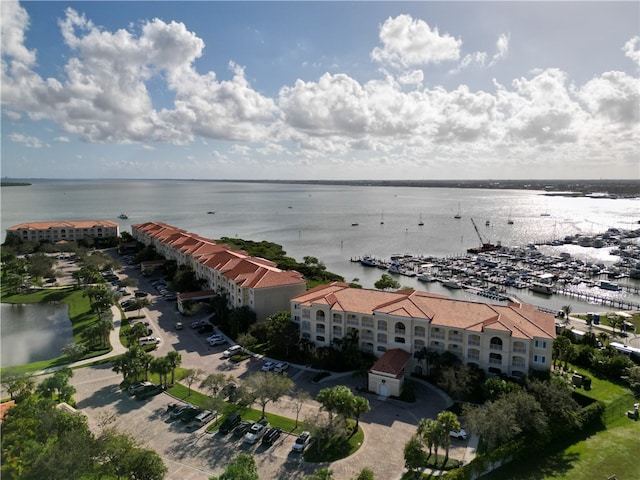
top-left (450, 428), bottom-right (468, 440)
top-left (233, 420), bottom-right (255, 437)
top-left (134, 291), bottom-right (148, 297)
top-left (218, 413), bottom-right (241, 434)
top-left (170, 404), bottom-right (195, 419)
top-left (127, 381), bottom-right (152, 396)
top-left (261, 361), bottom-right (276, 372)
top-left (274, 362), bottom-right (289, 373)
top-left (244, 419), bottom-right (269, 444)
top-left (206, 334), bottom-right (223, 342)
top-left (222, 345), bottom-right (243, 359)
top-left (292, 431), bottom-right (311, 452)
top-left (134, 384), bottom-right (164, 400)
top-left (261, 426), bottom-right (282, 446)
top-left (139, 336), bottom-right (161, 346)
top-left (208, 337), bottom-right (227, 346)
top-left (163, 294), bottom-right (177, 301)
top-left (221, 382), bottom-right (238, 399)
top-left (197, 324), bottom-right (214, 334)
top-left (179, 406), bottom-right (203, 423)
top-left (192, 410), bottom-right (216, 427)
top-left (175, 322), bottom-right (183, 330)
top-left (190, 320), bottom-right (207, 329)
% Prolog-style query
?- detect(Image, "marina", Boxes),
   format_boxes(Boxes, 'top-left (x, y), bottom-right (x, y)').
top-left (351, 227), bottom-right (640, 311)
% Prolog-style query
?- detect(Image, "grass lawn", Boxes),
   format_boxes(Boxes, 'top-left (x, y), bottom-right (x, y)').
top-left (481, 417), bottom-right (640, 480)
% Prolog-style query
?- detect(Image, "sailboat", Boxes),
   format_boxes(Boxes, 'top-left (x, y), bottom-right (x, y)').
top-left (541, 201), bottom-right (551, 216)
top-left (507, 209), bottom-right (514, 225)
top-left (380, 210), bottom-right (384, 225)
top-left (454, 203), bottom-right (461, 219)
top-left (418, 213), bottom-right (424, 226)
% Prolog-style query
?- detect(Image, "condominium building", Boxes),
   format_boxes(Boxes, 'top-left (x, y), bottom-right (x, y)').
top-left (6, 220), bottom-right (119, 243)
top-left (131, 222), bottom-right (306, 321)
top-left (291, 282), bottom-right (556, 380)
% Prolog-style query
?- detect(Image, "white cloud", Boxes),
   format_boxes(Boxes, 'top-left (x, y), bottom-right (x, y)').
top-left (371, 14), bottom-right (461, 68)
top-left (489, 33), bottom-right (509, 66)
top-left (623, 36), bottom-right (640, 67)
top-left (0, 0), bottom-right (36, 66)
top-left (54, 136), bottom-right (70, 142)
top-left (579, 71), bottom-right (640, 124)
top-left (9, 132), bottom-right (45, 148)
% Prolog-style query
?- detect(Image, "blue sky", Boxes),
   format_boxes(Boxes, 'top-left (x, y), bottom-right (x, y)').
top-left (1, 1), bottom-right (639, 180)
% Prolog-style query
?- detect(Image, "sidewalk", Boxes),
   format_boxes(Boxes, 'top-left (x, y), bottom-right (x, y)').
top-left (39, 305), bottom-right (127, 375)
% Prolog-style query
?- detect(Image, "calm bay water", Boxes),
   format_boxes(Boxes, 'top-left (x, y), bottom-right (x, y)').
top-left (2, 179), bottom-right (639, 313)
top-left (1, 303), bottom-right (73, 367)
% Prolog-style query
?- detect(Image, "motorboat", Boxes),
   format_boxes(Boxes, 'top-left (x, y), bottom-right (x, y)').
top-left (118, 213), bottom-right (128, 219)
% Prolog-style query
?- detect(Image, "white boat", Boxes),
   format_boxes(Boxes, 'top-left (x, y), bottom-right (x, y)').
top-left (118, 213), bottom-right (128, 219)
top-left (454, 203), bottom-right (461, 219)
top-left (442, 279), bottom-right (463, 289)
top-left (418, 213), bottom-right (424, 226)
top-left (599, 280), bottom-right (621, 291)
top-left (529, 282), bottom-right (554, 295)
top-left (417, 273), bottom-right (436, 282)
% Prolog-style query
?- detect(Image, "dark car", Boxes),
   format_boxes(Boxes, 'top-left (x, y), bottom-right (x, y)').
top-left (169, 403), bottom-right (195, 419)
top-left (197, 323), bottom-right (214, 334)
top-left (233, 420), bottom-right (255, 437)
top-left (134, 384), bottom-right (164, 400)
top-left (179, 406), bottom-right (203, 423)
top-left (262, 426), bottom-right (282, 446)
top-left (134, 291), bottom-right (149, 298)
top-left (219, 413), bottom-right (241, 434)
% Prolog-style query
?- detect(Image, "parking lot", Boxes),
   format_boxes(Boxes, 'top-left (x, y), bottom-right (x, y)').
top-left (61, 252), bottom-right (468, 479)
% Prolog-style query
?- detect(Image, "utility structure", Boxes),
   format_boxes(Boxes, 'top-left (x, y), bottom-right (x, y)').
top-left (467, 218), bottom-right (500, 254)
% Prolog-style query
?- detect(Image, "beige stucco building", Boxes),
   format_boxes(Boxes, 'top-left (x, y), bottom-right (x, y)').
top-left (291, 282), bottom-right (556, 380)
top-left (132, 222), bottom-right (307, 321)
top-left (6, 220), bottom-right (120, 242)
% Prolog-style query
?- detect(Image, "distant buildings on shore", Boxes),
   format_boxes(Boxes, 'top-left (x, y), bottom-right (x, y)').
top-left (6, 220), bottom-right (119, 243)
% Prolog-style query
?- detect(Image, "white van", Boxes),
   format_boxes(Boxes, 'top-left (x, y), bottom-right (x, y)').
top-left (221, 345), bottom-right (243, 358)
top-left (139, 336), bottom-right (161, 346)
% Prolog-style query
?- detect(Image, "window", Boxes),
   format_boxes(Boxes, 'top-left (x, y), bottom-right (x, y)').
top-left (316, 311), bottom-right (325, 322)
top-left (394, 337), bottom-right (406, 344)
top-left (395, 322), bottom-right (406, 335)
top-left (534, 340), bottom-right (547, 349)
top-left (316, 335), bottom-right (325, 342)
top-left (533, 355), bottom-right (546, 364)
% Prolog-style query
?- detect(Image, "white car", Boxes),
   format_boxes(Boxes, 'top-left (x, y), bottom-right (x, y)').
top-left (292, 431), bottom-right (311, 452)
top-left (274, 362), bottom-right (289, 373)
top-left (206, 334), bottom-right (222, 342)
top-left (261, 361), bottom-right (276, 372)
top-left (449, 428), bottom-right (468, 440)
top-left (243, 419), bottom-right (269, 444)
top-left (208, 336), bottom-right (227, 346)
top-left (221, 345), bottom-right (243, 358)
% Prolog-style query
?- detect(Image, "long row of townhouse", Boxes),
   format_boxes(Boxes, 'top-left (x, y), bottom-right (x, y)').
top-left (6, 220), bottom-right (120, 243)
top-left (290, 282), bottom-right (556, 393)
top-left (131, 222), bottom-right (306, 321)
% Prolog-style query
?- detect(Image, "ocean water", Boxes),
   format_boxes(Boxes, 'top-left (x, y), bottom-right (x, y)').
top-left (2, 179), bottom-right (639, 312)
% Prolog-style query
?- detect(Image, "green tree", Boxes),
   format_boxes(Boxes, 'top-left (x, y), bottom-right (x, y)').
top-left (183, 368), bottom-right (202, 397)
top-left (243, 371), bottom-right (294, 417)
top-left (404, 434), bottom-right (426, 479)
top-left (417, 418), bottom-right (439, 457)
top-left (62, 342), bottom-right (88, 361)
top-left (265, 311), bottom-right (300, 356)
top-left (436, 411), bottom-right (460, 459)
top-left (316, 385), bottom-right (355, 428)
top-left (351, 395), bottom-right (370, 431)
top-left (307, 467), bottom-right (334, 480)
top-left (374, 273), bottom-right (400, 291)
top-left (166, 350), bottom-right (182, 385)
top-left (36, 367), bottom-right (76, 403)
top-left (1, 368), bottom-right (36, 402)
top-left (212, 453), bottom-right (259, 480)
top-left (292, 387), bottom-right (312, 428)
top-left (150, 356), bottom-right (172, 388)
top-left (351, 467), bottom-right (375, 480)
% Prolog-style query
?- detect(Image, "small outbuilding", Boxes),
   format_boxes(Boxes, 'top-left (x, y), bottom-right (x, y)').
top-left (368, 348), bottom-right (411, 397)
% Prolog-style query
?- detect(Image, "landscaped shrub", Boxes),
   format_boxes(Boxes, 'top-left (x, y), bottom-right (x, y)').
top-left (575, 400), bottom-right (605, 428)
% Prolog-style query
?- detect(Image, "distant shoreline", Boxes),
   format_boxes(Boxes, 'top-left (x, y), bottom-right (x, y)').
top-left (1, 178), bottom-right (638, 197)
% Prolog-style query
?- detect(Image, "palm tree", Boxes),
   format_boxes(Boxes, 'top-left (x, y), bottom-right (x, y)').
top-left (150, 357), bottom-right (171, 388)
top-left (598, 331), bottom-right (610, 347)
top-left (562, 305), bottom-right (572, 327)
top-left (436, 411), bottom-right (460, 459)
top-left (166, 351), bottom-right (182, 385)
top-left (553, 336), bottom-right (572, 370)
top-left (417, 418), bottom-right (438, 457)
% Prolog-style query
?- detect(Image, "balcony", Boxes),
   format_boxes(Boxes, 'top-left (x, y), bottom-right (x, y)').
top-left (513, 346), bottom-right (527, 354)
top-left (347, 319), bottom-right (359, 327)
top-left (431, 333), bottom-right (445, 340)
top-left (490, 344), bottom-right (503, 351)
top-left (395, 329), bottom-right (406, 336)
top-left (467, 353), bottom-right (480, 361)
top-left (361, 334), bottom-right (374, 342)
top-left (448, 335), bottom-right (463, 343)
top-left (468, 339), bottom-right (480, 346)
top-left (377, 324), bottom-right (387, 331)
top-left (512, 361), bottom-right (526, 369)
top-left (362, 320), bottom-right (374, 329)
top-left (489, 358), bottom-right (502, 365)
top-left (414, 330), bottom-right (426, 338)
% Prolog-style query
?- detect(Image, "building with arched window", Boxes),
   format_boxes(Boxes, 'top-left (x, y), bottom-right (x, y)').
top-left (291, 282), bottom-right (555, 381)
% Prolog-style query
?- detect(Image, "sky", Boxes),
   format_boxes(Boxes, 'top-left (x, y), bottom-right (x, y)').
top-left (1, 1), bottom-right (639, 180)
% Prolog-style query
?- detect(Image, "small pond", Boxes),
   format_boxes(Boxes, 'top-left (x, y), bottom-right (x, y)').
top-left (1, 302), bottom-right (73, 367)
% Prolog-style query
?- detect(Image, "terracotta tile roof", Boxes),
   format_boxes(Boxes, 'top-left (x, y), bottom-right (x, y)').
top-left (292, 283), bottom-right (555, 340)
top-left (0, 400), bottom-right (16, 423)
top-left (370, 349), bottom-right (411, 378)
top-left (7, 220), bottom-right (119, 230)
